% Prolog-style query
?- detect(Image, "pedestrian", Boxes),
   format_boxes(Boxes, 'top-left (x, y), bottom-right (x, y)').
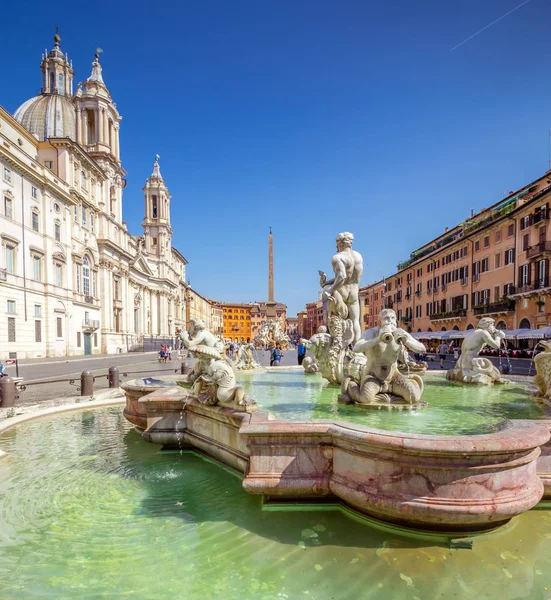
top-left (453, 346), bottom-right (460, 362)
top-left (297, 339), bottom-right (306, 365)
top-left (437, 342), bottom-right (448, 369)
top-left (167, 345), bottom-right (172, 361)
top-left (270, 344), bottom-right (283, 366)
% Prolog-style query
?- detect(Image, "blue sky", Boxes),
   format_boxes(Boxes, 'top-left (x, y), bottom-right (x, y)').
top-left (3, 0), bottom-right (551, 315)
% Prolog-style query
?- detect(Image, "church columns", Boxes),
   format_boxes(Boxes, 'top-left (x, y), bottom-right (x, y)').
top-left (75, 108), bottom-right (81, 144)
top-left (82, 110), bottom-right (88, 145)
top-left (114, 124), bottom-right (120, 159)
top-left (102, 109), bottom-right (108, 147)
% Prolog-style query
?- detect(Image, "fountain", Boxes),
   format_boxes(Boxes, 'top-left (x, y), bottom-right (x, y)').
top-left (2, 231), bottom-right (551, 596)
top-left (446, 317), bottom-right (511, 385)
top-left (115, 233), bottom-right (551, 534)
top-left (234, 343), bottom-right (261, 370)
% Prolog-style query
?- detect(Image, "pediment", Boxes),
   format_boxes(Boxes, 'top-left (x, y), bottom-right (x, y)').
top-left (130, 254), bottom-right (154, 276)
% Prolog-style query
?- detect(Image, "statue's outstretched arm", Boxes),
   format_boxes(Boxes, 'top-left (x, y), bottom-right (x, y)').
top-left (353, 338), bottom-right (377, 353)
top-left (403, 334), bottom-right (426, 353)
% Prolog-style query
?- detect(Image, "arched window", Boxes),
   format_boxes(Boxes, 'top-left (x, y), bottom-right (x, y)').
top-left (58, 73), bottom-right (64, 95)
top-left (49, 72), bottom-right (55, 92)
top-left (466, 324), bottom-right (474, 330)
top-left (519, 318), bottom-right (531, 329)
top-left (453, 325), bottom-right (460, 331)
top-left (496, 321), bottom-right (507, 330)
top-left (441, 327), bottom-right (447, 331)
top-left (83, 255), bottom-right (90, 297)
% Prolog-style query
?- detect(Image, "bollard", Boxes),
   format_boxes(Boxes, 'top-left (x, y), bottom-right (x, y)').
top-left (0, 377), bottom-right (16, 408)
top-left (81, 370), bottom-right (94, 396)
top-left (180, 361), bottom-right (192, 375)
top-left (108, 366), bottom-right (120, 388)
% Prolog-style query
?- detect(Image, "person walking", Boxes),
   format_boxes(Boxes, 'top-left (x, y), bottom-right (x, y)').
top-left (297, 339), bottom-right (306, 365)
top-left (438, 342), bottom-right (449, 369)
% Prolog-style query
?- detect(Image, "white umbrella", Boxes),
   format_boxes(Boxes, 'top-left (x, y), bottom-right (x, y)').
top-left (517, 327), bottom-right (551, 339)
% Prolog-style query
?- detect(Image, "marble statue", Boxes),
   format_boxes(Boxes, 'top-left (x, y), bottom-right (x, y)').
top-left (339, 309), bottom-right (425, 407)
top-left (309, 232), bottom-right (363, 384)
top-left (190, 345), bottom-right (257, 410)
top-left (303, 326), bottom-right (333, 378)
top-left (446, 317), bottom-right (509, 385)
top-left (302, 356), bottom-right (319, 374)
top-left (253, 319), bottom-right (290, 349)
top-left (234, 343), bottom-right (260, 370)
top-left (533, 340), bottom-right (551, 400)
top-left (176, 317), bottom-right (225, 384)
top-left (397, 346), bottom-right (428, 373)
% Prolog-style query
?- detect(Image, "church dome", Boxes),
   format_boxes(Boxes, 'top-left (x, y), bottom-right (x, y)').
top-left (14, 94), bottom-right (76, 141)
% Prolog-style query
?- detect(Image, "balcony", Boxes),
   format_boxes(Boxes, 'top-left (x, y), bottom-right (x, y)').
top-left (0, 268), bottom-right (6, 282)
top-left (84, 295), bottom-right (94, 304)
top-left (533, 210), bottom-right (549, 225)
top-left (384, 299), bottom-right (393, 309)
top-left (527, 242), bottom-right (551, 259)
top-left (82, 319), bottom-right (100, 330)
top-left (401, 315), bottom-right (412, 324)
top-left (415, 290), bottom-right (421, 297)
top-left (513, 279), bottom-right (550, 296)
top-left (473, 299), bottom-right (516, 316)
top-left (430, 308), bottom-right (467, 321)
top-left (405, 293), bottom-right (411, 300)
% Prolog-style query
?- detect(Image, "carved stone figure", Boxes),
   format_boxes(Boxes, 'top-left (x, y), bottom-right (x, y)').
top-left (303, 326), bottom-right (334, 379)
top-left (397, 346), bottom-right (428, 373)
top-left (302, 356), bottom-right (319, 374)
top-left (446, 317), bottom-right (509, 385)
top-left (253, 319), bottom-right (290, 349)
top-left (176, 317), bottom-right (225, 384)
top-left (234, 343), bottom-right (260, 370)
top-left (190, 346), bottom-right (257, 410)
top-left (339, 309), bottom-right (425, 407)
top-left (533, 340), bottom-right (551, 400)
top-left (311, 232), bottom-right (364, 384)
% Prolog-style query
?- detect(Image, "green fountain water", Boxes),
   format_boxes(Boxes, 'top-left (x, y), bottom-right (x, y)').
top-left (237, 370), bottom-right (549, 435)
top-left (0, 407), bottom-right (550, 599)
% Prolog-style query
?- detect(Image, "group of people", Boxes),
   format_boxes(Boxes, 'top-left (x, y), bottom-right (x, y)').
top-left (158, 345), bottom-right (173, 362)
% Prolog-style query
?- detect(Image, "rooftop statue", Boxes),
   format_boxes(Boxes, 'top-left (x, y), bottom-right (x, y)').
top-left (339, 309), bottom-right (425, 408)
top-left (446, 317), bottom-right (509, 385)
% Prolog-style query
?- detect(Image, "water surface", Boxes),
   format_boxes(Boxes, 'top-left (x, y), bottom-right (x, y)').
top-left (238, 370), bottom-right (549, 435)
top-left (0, 407), bottom-right (550, 599)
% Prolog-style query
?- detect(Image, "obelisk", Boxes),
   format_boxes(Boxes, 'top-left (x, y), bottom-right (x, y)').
top-left (266, 227), bottom-right (277, 318)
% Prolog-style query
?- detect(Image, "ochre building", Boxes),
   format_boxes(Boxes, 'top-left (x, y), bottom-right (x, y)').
top-left (360, 172), bottom-right (551, 334)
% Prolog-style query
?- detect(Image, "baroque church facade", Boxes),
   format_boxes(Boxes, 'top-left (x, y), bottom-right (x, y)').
top-left (0, 34), bottom-right (189, 358)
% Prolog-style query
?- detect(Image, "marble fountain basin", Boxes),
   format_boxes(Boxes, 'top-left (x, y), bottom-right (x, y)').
top-left (121, 370), bottom-right (551, 533)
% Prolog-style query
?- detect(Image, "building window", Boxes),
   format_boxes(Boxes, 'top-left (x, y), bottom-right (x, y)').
top-left (56, 317), bottom-right (63, 338)
top-left (522, 234), bottom-right (530, 251)
top-left (74, 205), bottom-right (78, 222)
top-left (55, 263), bottom-right (63, 287)
top-left (3, 167), bottom-right (11, 183)
top-left (152, 237), bottom-right (157, 248)
top-left (90, 214), bottom-right (95, 234)
top-left (474, 240), bottom-right (480, 252)
top-left (152, 195), bottom-right (158, 218)
top-left (114, 277), bottom-right (119, 300)
top-left (5, 246), bottom-right (15, 274)
top-left (76, 264), bottom-right (81, 293)
top-left (44, 160), bottom-right (53, 170)
top-left (31, 211), bottom-right (39, 232)
top-left (4, 196), bottom-right (13, 219)
top-left (81, 171), bottom-right (87, 190)
top-left (505, 248), bottom-right (515, 265)
top-left (77, 332), bottom-right (81, 347)
top-left (54, 221), bottom-right (61, 241)
top-left (82, 206), bottom-right (87, 227)
top-left (33, 256), bottom-right (41, 281)
top-left (8, 317), bottom-right (15, 342)
top-left (7, 300), bottom-right (15, 314)
top-left (35, 320), bottom-right (42, 343)
top-left (495, 252), bottom-right (501, 269)
top-left (481, 258), bottom-right (489, 273)
top-left (92, 270), bottom-right (97, 298)
top-left (495, 229), bottom-right (502, 243)
top-left (83, 256), bottom-right (90, 296)
top-left (34, 304), bottom-right (41, 317)
top-left (508, 224), bottom-right (514, 237)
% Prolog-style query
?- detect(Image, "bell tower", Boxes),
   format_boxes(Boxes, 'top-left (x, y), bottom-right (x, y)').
top-left (74, 50), bottom-right (124, 223)
top-left (142, 155), bottom-right (172, 258)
